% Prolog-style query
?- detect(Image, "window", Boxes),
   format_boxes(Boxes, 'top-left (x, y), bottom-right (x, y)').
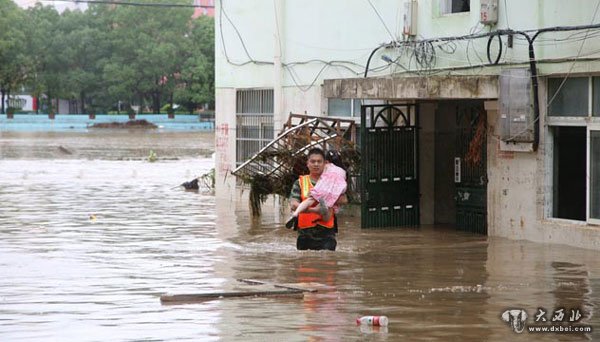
top-left (593, 77), bottom-right (600, 116)
top-left (235, 89), bottom-right (274, 166)
top-left (590, 131), bottom-right (600, 219)
top-left (552, 126), bottom-right (586, 220)
top-left (548, 78), bottom-right (588, 117)
top-left (547, 76), bottom-right (600, 223)
top-left (441, 0), bottom-right (470, 14)
top-left (327, 98), bottom-right (362, 117)
top-left (7, 97), bottom-right (26, 109)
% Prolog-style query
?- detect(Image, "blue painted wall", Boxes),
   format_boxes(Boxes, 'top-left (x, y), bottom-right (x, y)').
top-left (0, 114), bottom-right (215, 132)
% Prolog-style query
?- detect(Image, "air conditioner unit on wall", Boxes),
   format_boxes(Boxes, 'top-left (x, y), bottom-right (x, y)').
top-left (403, 1), bottom-right (417, 36)
top-left (480, 0), bottom-right (498, 25)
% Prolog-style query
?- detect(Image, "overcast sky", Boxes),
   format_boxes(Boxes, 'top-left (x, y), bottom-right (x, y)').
top-left (12, 0), bottom-right (87, 12)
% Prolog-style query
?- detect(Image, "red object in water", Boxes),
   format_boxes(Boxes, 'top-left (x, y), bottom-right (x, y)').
top-left (356, 316), bottom-right (389, 326)
top-left (33, 97), bottom-right (38, 111)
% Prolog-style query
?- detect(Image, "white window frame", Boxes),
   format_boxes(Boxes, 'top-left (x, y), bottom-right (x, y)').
top-left (587, 124), bottom-right (600, 225)
top-left (547, 76), bottom-right (600, 224)
top-left (327, 98), bottom-right (362, 118)
top-left (440, 0), bottom-right (471, 15)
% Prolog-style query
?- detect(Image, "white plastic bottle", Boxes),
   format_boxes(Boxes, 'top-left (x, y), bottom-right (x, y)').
top-left (356, 315), bottom-right (389, 326)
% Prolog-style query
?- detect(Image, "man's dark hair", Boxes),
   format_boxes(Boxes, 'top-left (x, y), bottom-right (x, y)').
top-left (307, 147), bottom-right (325, 159)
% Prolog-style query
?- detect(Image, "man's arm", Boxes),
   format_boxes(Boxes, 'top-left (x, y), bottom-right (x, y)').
top-left (289, 179), bottom-right (301, 212)
top-left (290, 198), bottom-right (300, 211)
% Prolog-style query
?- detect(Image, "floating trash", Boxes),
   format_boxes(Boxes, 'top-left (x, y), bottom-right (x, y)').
top-left (356, 315), bottom-right (388, 326)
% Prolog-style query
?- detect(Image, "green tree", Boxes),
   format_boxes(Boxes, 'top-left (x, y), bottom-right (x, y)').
top-left (104, 1), bottom-right (194, 113)
top-left (56, 8), bottom-right (109, 113)
top-left (3, 1), bottom-right (215, 115)
top-left (0, 0), bottom-right (28, 113)
top-left (26, 4), bottom-right (62, 113)
top-left (174, 15), bottom-right (214, 112)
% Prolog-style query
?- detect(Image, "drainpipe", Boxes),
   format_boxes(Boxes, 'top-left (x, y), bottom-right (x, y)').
top-left (364, 44), bottom-right (389, 78)
top-left (514, 30), bottom-right (540, 151)
top-left (526, 35), bottom-right (540, 152)
top-left (273, 0), bottom-right (284, 131)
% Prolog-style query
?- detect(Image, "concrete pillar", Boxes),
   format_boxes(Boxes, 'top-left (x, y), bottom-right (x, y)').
top-left (273, 0), bottom-right (284, 131)
top-left (215, 88), bottom-right (238, 201)
top-left (420, 103), bottom-right (436, 225)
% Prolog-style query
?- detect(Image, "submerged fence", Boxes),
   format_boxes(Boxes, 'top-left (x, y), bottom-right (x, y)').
top-left (0, 114), bottom-right (215, 132)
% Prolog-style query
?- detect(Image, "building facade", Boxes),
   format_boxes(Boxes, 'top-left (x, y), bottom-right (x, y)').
top-left (215, 0), bottom-right (600, 250)
top-left (192, 0), bottom-right (215, 18)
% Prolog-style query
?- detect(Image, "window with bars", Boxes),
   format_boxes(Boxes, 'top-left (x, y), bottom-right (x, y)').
top-left (235, 89), bottom-right (274, 166)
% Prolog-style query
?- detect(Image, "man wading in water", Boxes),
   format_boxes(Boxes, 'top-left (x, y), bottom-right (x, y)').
top-left (288, 148), bottom-right (347, 251)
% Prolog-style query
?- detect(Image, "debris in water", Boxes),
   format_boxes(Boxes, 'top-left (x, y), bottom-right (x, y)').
top-left (356, 316), bottom-right (389, 326)
top-left (178, 169), bottom-right (215, 191)
top-left (147, 150), bottom-right (157, 162)
top-left (89, 120), bottom-right (158, 129)
top-left (232, 114), bottom-right (360, 216)
top-left (58, 146), bottom-right (73, 154)
top-left (181, 178), bottom-right (199, 190)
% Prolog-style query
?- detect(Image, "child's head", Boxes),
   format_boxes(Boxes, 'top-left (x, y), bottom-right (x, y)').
top-left (325, 150), bottom-right (344, 169)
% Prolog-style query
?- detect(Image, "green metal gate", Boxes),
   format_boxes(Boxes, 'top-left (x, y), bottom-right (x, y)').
top-left (455, 102), bottom-right (487, 234)
top-left (361, 104), bottom-right (419, 228)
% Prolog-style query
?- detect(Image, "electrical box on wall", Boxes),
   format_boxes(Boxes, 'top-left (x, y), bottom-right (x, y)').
top-left (499, 68), bottom-right (535, 143)
top-left (403, 1), bottom-right (417, 36)
top-left (480, 0), bottom-right (498, 25)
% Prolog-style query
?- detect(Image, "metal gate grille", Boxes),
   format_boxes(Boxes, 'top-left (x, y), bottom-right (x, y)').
top-left (361, 104), bottom-right (419, 228)
top-left (235, 89), bottom-right (274, 167)
top-left (455, 103), bottom-right (487, 234)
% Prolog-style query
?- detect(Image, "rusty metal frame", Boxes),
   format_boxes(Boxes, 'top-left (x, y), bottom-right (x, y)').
top-left (232, 114), bottom-right (357, 180)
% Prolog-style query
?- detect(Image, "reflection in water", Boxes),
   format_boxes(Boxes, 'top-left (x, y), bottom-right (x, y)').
top-left (552, 262), bottom-right (594, 340)
top-left (1, 131), bottom-right (599, 341)
top-left (359, 324), bottom-right (389, 334)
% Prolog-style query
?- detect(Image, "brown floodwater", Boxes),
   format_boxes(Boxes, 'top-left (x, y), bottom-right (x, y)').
top-left (0, 131), bottom-right (598, 341)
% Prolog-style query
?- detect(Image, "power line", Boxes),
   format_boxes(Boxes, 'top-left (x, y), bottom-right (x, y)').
top-left (218, 0), bottom-right (271, 66)
top-left (220, 0), bottom-right (255, 62)
top-left (546, 0), bottom-right (600, 108)
top-left (42, 0), bottom-right (214, 8)
top-left (493, 0), bottom-right (600, 144)
top-left (217, 0), bottom-right (391, 89)
top-left (366, 0), bottom-right (397, 42)
top-left (217, 0), bottom-right (600, 93)
top-left (366, 20), bottom-right (600, 78)
top-left (503, 0), bottom-right (510, 28)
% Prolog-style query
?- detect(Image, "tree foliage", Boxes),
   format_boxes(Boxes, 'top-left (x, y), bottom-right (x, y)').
top-left (1, 1), bottom-right (214, 114)
top-left (0, 0), bottom-right (29, 113)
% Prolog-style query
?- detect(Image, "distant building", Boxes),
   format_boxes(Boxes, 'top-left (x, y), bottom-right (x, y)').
top-left (6, 95), bottom-right (34, 112)
top-left (192, 0), bottom-right (214, 18)
top-left (12, 0), bottom-right (87, 12)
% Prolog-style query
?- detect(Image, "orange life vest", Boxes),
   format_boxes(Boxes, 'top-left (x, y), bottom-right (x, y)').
top-left (297, 175), bottom-right (335, 229)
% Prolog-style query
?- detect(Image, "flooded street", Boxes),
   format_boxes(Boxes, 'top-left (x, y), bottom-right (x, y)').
top-left (1, 131), bottom-right (599, 341)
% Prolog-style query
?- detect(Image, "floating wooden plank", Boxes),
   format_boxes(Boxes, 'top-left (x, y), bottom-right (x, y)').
top-left (160, 289), bottom-right (304, 304)
top-left (237, 278), bottom-right (319, 293)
